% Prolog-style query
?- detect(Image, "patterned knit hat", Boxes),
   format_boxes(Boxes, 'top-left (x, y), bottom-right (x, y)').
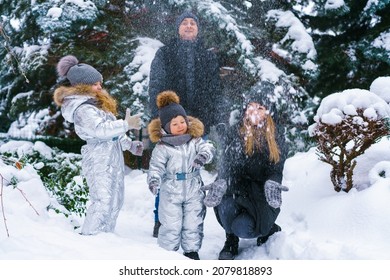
top-left (57, 55), bottom-right (103, 86)
top-left (157, 91), bottom-right (187, 133)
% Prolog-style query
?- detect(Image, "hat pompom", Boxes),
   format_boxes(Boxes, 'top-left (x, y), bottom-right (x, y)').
top-left (57, 55), bottom-right (79, 77)
top-left (156, 91), bottom-right (180, 108)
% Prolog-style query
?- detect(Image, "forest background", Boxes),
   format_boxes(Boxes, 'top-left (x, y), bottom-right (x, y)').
top-left (1, 0), bottom-right (389, 160)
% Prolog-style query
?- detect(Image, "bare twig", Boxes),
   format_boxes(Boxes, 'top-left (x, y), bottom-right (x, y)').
top-left (0, 174), bottom-right (10, 237)
top-left (0, 158), bottom-right (40, 237)
top-left (15, 186), bottom-right (40, 216)
top-left (313, 111), bottom-right (389, 192)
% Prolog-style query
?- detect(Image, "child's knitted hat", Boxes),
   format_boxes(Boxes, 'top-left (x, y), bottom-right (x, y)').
top-left (157, 91), bottom-right (187, 133)
top-left (57, 55), bottom-right (103, 86)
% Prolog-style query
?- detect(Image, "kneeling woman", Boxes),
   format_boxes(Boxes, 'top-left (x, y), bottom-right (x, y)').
top-left (215, 96), bottom-right (289, 260)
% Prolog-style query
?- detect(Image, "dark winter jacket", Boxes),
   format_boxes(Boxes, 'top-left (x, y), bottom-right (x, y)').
top-left (148, 38), bottom-right (222, 134)
top-left (217, 120), bottom-right (289, 234)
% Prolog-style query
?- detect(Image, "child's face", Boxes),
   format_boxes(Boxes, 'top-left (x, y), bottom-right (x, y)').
top-left (170, 115), bottom-right (188, 135)
top-left (91, 81), bottom-right (102, 91)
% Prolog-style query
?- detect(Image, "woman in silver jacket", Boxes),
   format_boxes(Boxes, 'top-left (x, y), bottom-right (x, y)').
top-left (147, 91), bottom-right (215, 260)
top-left (53, 55), bottom-right (143, 235)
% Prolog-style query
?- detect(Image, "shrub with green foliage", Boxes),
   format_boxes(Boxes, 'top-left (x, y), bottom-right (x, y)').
top-left (1, 145), bottom-right (88, 217)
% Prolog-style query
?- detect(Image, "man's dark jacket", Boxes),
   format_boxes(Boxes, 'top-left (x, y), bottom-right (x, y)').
top-left (149, 38), bottom-right (222, 134)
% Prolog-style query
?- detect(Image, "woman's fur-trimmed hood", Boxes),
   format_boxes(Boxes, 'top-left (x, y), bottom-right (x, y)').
top-left (148, 116), bottom-right (204, 143)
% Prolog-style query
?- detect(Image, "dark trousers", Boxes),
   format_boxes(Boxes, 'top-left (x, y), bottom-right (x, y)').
top-left (216, 195), bottom-right (279, 239)
top-left (154, 192), bottom-right (160, 222)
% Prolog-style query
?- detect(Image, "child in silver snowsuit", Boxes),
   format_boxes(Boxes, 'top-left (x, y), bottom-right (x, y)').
top-left (53, 55), bottom-right (143, 235)
top-left (147, 91), bottom-right (215, 260)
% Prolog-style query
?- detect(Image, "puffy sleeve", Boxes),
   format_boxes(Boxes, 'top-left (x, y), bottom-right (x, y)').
top-left (73, 104), bottom-right (128, 140)
top-left (147, 143), bottom-right (168, 186)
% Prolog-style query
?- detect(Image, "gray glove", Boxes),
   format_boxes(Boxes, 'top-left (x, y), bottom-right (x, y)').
top-left (129, 140), bottom-right (143, 156)
top-left (264, 180), bottom-right (289, 209)
top-left (201, 179), bottom-right (227, 207)
top-left (148, 180), bottom-right (159, 196)
top-left (192, 153), bottom-right (208, 169)
top-left (125, 108), bottom-right (142, 130)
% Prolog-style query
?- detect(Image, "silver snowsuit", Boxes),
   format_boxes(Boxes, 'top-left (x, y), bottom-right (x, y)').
top-left (53, 86), bottom-right (133, 235)
top-left (147, 116), bottom-right (215, 253)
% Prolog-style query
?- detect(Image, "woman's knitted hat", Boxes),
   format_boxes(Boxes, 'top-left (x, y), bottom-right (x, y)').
top-left (243, 81), bottom-right (277, 114)
top-left (157, 91), bottom-right (187, 133)
top-left (57, 55), bottom-right (103, 86)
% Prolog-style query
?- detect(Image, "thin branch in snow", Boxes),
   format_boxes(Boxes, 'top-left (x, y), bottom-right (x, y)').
top-left (0, 159), bottom-right (40, 237)
top-left (0, 174), bottom-right (10, 237)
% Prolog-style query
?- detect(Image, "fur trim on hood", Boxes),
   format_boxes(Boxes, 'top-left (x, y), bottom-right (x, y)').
top-left (53, 85), bottom-right (117, 115)
top-left (148, 116), bottom-right (204, 143)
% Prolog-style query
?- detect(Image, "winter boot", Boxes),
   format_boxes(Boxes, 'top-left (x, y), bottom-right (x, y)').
top-left (184, 251), bottom-right (200, 260)
top-left (257, 223), bottom-right (281, 246)
top-left (218, 233), bottom-right (239, 260)
top-left (152, 221), bottom-right (161, 238)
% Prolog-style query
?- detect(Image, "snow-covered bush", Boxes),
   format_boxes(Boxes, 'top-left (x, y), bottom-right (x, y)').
top-left (309, 89), bottom-right (390, 192)
top-left (0, 141), bottom-right (88, 217)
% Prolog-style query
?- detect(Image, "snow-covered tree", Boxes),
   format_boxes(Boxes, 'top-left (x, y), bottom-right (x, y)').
top-left (290, 0), bottom-right (390, 97)
top-left (0, 0), bottom-right (320, 155)
top-left (0, 0), bottom-right (148, 141)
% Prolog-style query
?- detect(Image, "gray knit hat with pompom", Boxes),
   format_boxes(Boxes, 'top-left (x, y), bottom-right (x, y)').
top-left (56, 55), bottom-right (103, 86)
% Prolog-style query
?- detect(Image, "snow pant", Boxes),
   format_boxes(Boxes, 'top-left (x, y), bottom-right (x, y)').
top-left (215, 195), bottom-right (280, 239)
top-left (158, 184), bottom-right (206, 253)
top-left (80, 142), bottom-right (125, 235)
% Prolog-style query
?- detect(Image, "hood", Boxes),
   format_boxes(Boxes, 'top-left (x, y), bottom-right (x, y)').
top-left (148, 116), bottom-right (204, 143)
top-left (53, 85), bottom-right (117, 123)
top-left (53, 85), bottom-right (100, 106)
top-left (53, 85), bottom-right (97, 123)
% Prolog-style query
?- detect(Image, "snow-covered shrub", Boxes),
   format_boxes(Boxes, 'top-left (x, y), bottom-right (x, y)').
top-left (0, 141), bottom-right (88, 217)
top-left (309, 89), bottom-right (390, 192)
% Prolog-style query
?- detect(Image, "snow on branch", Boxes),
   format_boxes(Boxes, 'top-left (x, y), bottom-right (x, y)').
top-left (309, 89), bottom-right (390, 192)
top-left (1, 157), bottom-right (39, 237)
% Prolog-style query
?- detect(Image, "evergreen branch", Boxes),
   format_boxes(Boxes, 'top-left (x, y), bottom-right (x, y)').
top-left (0, 23), bottom-right (30, 83)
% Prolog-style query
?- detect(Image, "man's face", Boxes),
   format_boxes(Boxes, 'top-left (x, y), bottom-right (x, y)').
top-left (178, 18), bottom-right (198, 41)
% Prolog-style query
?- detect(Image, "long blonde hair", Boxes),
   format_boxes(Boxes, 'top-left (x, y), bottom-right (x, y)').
top-left (240, 114), bottom-right (280, 163)
top-left (94, 89), bottom-right (118, 116)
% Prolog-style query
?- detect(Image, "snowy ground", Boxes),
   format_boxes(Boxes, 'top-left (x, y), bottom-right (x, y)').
top-left (1, 138), bottom-right (390, 279)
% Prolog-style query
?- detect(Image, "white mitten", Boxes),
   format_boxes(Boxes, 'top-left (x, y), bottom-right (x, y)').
top-left (125, 108), bottom-right (142, 130)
